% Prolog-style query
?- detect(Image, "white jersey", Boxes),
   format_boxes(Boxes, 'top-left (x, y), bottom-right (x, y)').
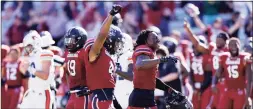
top-left (114, 51), bottom-right (134, 108)
top-left (28, 49), bottom-right (55, 90)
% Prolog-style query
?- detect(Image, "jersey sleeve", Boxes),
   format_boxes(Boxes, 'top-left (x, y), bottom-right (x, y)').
top-left (83, 39), bottom-right (95, 53)
top-left (53, 55), bottom-right (65, 66)
top-left (40, 50), bottom-right (54, 61)
top-left (133, 45), bottom-right (153, 57)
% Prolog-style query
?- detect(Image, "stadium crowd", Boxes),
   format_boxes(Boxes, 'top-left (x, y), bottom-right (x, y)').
top-left (1, 1), bottom-right (252, 109)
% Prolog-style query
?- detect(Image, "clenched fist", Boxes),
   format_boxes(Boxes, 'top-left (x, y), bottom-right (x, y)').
top-left (110, 4), bottom-right (122, 16)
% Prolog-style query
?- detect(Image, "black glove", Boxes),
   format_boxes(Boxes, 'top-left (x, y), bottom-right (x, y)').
top-left (76, 87), bottom-right (91, 97)
top-left (110, 4), bottom-right (122, 16)
top-left (160, 56), bottom-right (178, 63)
top-left (164, 91), bottom-right (193, 109)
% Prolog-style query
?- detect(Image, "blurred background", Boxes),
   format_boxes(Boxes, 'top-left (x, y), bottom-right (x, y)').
top-left (1, 1), bottom-right (252, 47)
top-left (1, 1), bottom-right (252, 109)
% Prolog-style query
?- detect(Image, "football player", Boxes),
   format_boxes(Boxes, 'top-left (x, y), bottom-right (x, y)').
top-left (211, 38), bottom-right (252, 109)
top-left (83, 5), bottom-right (124, 109)
top-left (64, 27), bottom-right (89, 109)
top-left (128, 29), bottom-right (192, 109)
top-left (40, 31), bottom-right (65, 109)
top-left (2, 48), bottom-right (29, 109)
top-left (187, 36), bottom-right (212, 109)
top-left (184, 20), bottom-right (229, 108)
top-left (19, 30), bottom-right (55, 109)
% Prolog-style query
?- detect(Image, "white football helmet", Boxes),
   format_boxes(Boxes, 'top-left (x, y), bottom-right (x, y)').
top-left (122, 33), bottom-right (133, 53)
top-left (23, 30), bottom-right (42, 56)
top-left (40, 31), bottom-right (55, 48)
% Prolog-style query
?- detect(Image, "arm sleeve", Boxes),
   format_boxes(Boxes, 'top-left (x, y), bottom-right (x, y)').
top-left (40, 50), bottom-right (54, 61)
top-left (200, 71), bottom-right (212, 92)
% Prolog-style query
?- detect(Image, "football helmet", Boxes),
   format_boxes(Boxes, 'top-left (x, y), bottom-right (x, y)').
top-left (162, 37), bottom-right (178, 54)
top-left (121, 33), bottom-right (133, 54)
top-left (164, 91), bottom-right (193, 109)
top-left (104, 25), bottom-right (124, 55)
top-left (23, 30), bottom-right (42, 56)
top-left (40, 31), bottom-right (55, 48)
top-left (64, 27), bottom-right (87, 53)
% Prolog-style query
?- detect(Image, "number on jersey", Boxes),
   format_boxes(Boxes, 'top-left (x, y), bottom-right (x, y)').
top-left (6, 68), bottom-right (17, 80)
top-left (227, 65), bottom-right (239, 78)
top-left (67, 60), bottom-right (76, 76)
top-left (192, 62), bottom-right (204, 75)
top-left (213, 56), bottom-right (219, 70)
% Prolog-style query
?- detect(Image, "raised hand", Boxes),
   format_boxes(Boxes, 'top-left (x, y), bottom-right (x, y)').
top-left (110, 4), bottom-right (122, 16)
top-left (184, 3), bottom-right (200, 17)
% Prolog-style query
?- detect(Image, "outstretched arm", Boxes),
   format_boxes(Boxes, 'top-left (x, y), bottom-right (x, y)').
top-left (184, 20), bottom-right (209, 53)
top-left (88, 5), bottom-right (121, 62)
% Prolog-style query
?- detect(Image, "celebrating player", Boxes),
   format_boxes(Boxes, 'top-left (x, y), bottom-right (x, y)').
top-left (83, 5), bottom-right (123, 109)
top-left (188, 36), bottom-right (212, 109)
top-left (19, 30), bottom-right (55, 109)
top-left (128, 29), bottom-right (192, 109)
top-left (64, 27), bottom-right (89, 109)
top-left (211, 38), bottom-right (252, 109)
top-left (184, 20), bottom-right (229, 108)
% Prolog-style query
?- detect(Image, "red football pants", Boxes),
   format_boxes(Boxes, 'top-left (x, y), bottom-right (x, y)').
top-left (192, 87), bottom-right (212, 109)
top-left (5, 87), bottom-right (21, 109)
top-left (66, 93), bottom-right (89, 109)
top-left (218, 88), bottom-right (246, 109)
top-left (89, 95), bottom-right (113, 109)
top-left (210, 81), bottom-right (226, 108)
top-left (127, 106), bottom-right (157, 109)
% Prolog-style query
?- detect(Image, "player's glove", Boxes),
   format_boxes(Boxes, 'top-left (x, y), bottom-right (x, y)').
top-left (110, 4), bottom-right (122, 16)
top-left (184, 3), bottom-right (200, 17)
top-left (76, 86), bottom-right (91, 97)
top-left (160, 56), bottom-right (178, 63)
top-left (164, 90), bottom-right (193, 109)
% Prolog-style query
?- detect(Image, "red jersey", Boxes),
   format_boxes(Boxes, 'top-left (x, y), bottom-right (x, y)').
top-left (219, 52), bottom-right (250, 89)
top-left (132, 45), bottom-right (157, 90)
top-left (2, 61), bottom-right (24, 86)
top-left (190, 53), bottom-right (210, 82)
top-left (1, 45), bottom-right (10, 60)
top-left (65, 49), bottom-right (87, 89)
top-left (83, 39), bottom-right (115, 90)
top-left (209, 43), bottom-right (228, 75)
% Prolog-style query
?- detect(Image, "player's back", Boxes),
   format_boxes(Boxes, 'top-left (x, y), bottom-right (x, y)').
top-left (83, 39), bottom-right (115, 90)
top-left (220, 52), bottom-right (250, 89)
top-left (132, 45), bottom-right (157, 90)
top-left (28, 49), bottom-right (55, 90)
top-left (65, 48), bottom-right (87, 89)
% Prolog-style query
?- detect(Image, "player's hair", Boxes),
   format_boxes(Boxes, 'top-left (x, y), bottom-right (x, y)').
top-left (217, 32), bottom-right (229, 41)
top-left (134, 30), bottom-right (153, 50)
top-left (228, 37), bottom-right (241, 45)
top-left (8, 48), bottom-right (21, 56)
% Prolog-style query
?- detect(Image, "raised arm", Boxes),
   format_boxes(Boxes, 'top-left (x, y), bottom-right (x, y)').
top-left (88, 5), bottom-right (121, 62)
top-left (184, 20), bottom-right (209, 53)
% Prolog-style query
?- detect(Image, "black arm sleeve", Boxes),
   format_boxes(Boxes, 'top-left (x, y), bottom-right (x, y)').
top-left (200, 71), bottom-right (212, 92)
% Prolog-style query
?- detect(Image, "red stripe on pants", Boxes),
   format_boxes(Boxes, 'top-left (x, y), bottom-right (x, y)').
top-left (45, 90), bottom-right (50, 109)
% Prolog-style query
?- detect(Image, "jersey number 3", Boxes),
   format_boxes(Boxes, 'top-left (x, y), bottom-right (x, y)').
top-left (67, 60), bottom-right (76, 76)
top-left (227, 65), bottom-right (239, 78)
